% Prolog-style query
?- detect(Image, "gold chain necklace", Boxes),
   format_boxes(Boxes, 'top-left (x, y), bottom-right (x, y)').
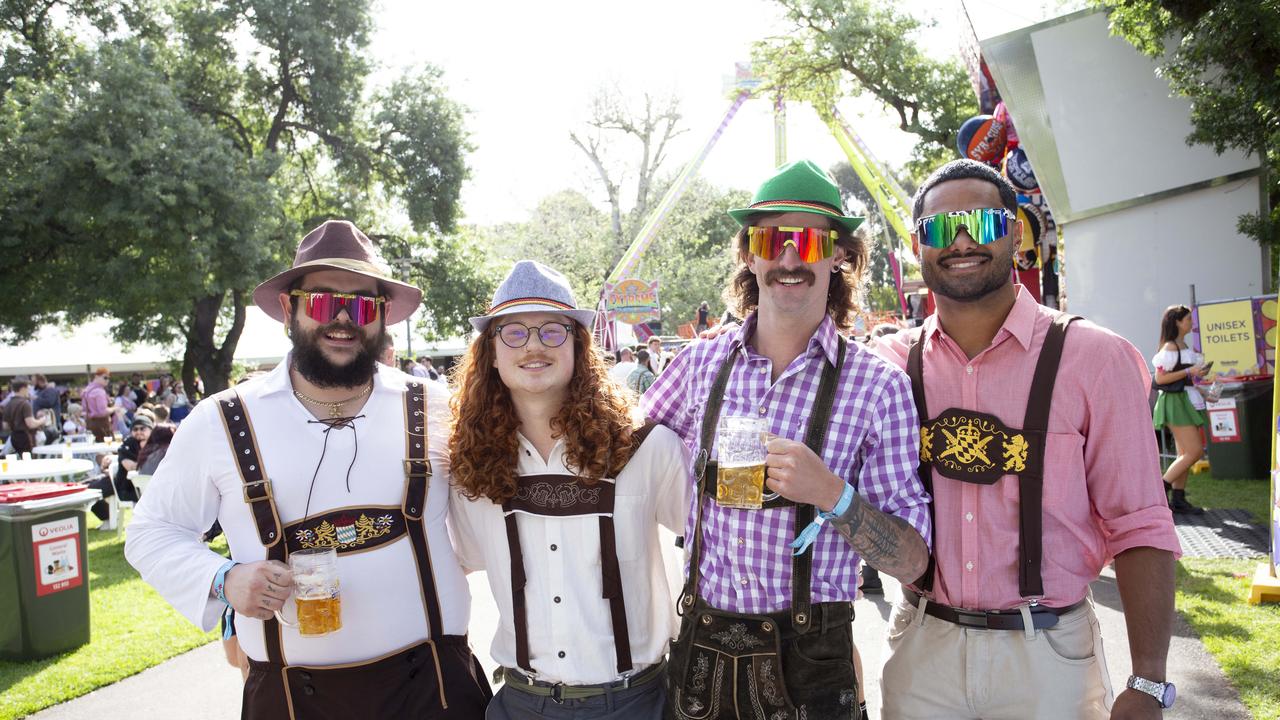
top-left (293, 382), bottom-right (373, 418)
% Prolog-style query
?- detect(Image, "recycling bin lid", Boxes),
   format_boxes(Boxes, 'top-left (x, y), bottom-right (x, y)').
top-left (0, 483), bottom-right (101, 517)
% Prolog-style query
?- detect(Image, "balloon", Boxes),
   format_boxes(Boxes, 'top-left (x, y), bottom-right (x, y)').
top-left (1004, 147), bottom-right (1039, 193)
top-left (994, 101), bottom-right (1019, 149)
top-left (1017, 202), bottom-right (1045, 251)
top-left (956, 115), bottom-right (1007, 165)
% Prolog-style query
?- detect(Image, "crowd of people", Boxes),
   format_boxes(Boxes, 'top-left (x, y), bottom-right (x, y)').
top-left (1, 158), bottom-right (1189, 719)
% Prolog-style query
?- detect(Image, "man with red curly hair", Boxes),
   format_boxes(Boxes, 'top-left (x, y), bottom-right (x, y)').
top-left (449, 260), bottom-right (689, 719)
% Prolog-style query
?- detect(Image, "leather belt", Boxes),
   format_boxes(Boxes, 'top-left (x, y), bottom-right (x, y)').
top-left (904, 589), bottom-right (1084, 631)
top-left (501, 660), bottom-right (665, 704)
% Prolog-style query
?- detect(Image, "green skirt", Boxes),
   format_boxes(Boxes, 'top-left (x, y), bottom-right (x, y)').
top-left (1153, 391), bottom-right (1205, 428)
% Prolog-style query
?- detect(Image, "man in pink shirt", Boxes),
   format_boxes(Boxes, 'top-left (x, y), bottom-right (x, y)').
top-left (875, 160), bottom-right (1180, 719)
top-left (81, 367), bottom-right (114, 441)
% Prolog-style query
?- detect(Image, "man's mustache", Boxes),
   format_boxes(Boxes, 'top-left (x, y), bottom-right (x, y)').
top-left (764, 268), bottom-right (815, 286)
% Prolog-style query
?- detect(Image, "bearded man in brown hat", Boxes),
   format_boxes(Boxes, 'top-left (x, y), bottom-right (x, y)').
top-left (127, 220), bottom-right (491, 719)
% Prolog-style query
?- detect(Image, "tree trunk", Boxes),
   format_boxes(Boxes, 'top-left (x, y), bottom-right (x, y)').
top-left (181, 290), bottom-right (250, 400)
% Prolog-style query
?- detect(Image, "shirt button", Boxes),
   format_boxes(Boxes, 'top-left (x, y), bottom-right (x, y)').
top-left (760, 367), bottom-right (767, 374)
top-left (965, 512), bottom-right (974, 522)
top-left (550, 544), bottom-right (558, 551)
top-left (737, 537), bottom-right (745, 547)
top-left (553, 596), bottom-right (561, 603)
top-left (739, 576), bottom-right (748, 586)
top-left (758, 406), bottom-right (766, 416)
top-left (558, 651), bottom-right (566, 658)
top-left (966, 561), bottom-right (975, 572)
top-left (966, 365), bottom-right (974, 375)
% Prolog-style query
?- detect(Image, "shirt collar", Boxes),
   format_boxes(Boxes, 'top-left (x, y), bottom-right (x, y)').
top-left (739, 313), bottom-right (842, 365)
top-left (919, 284), bottom-right (1038, 352)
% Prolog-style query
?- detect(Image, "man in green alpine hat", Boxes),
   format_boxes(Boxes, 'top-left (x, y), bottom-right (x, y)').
top-left (645, 160), bottom-right (931, 719)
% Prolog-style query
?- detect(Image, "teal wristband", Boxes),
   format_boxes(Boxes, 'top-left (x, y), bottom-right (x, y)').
top-left (212, 560), bottom-right (237, 605)
top-left (789, 482), bottom-right (856, 555)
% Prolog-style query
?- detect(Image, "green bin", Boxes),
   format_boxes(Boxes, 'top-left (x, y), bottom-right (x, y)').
top-left (1204, 380), bottom-right (1274, 479)
top-left (0, 483), bottom-right (101, 660)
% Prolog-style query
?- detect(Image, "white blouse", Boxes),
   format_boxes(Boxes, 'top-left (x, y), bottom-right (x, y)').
top-left (1152, 346), bottom-right (1205, 410)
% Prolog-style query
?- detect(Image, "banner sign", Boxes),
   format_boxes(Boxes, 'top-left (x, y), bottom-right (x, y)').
top-left (32, 516), bottom-right (82, 597)
top-left (604, 279), bottom-right (660, 325)
top-left (1194, 296), bottom-right (1277, 380)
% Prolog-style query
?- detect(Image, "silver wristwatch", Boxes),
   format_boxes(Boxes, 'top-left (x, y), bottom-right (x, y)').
top-left (1127, 675), bottom-right (1176, 709)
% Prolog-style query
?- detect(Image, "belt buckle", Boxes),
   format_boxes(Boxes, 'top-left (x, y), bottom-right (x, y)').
top-left (550, 683), bottom-right (565, 704)
top-left (954, 610), bottom-right (989, 629)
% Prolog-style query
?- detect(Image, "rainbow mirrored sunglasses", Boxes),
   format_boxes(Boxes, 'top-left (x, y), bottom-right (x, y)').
top-left (290, 290), bottom-right (386, 326)
top-left (914, 208), bottom-right (1014, 249)
top-left (746, 226), bottom-right (837, 262)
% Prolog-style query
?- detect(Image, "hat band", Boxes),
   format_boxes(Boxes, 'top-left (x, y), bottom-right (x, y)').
top-left (749, 199), bottom-right (844, 215)
top-left (487, 296), bottom-right (578, 315)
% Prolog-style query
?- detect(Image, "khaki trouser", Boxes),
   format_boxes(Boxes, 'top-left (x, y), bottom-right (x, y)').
top-left (880, 594), bottom-right (1113, 719)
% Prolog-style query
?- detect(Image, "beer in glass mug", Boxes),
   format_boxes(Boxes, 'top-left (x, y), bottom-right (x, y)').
top-left (277, 547), bottom-right (342, 636)
top-left (715, 416), bottom-right (768, 509)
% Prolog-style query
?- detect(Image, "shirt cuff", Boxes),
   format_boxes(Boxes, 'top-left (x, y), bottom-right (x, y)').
top-left (1102, 505), bottom-right (1183, 561)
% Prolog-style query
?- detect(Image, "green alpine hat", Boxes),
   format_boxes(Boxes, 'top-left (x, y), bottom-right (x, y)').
top-left (728, 159), bottom-right (865, 233)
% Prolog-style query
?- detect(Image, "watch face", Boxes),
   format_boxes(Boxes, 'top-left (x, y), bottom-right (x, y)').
top-left (1161, 683), bottom-right (1176, 708)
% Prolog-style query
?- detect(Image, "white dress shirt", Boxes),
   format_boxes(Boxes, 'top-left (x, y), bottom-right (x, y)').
top-left (126, 358), bottom-right (470, 666)
top-left (449, 425), bottom-right (689, 685)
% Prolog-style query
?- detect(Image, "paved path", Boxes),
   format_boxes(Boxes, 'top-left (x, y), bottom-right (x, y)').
top-left (29, 565), bottom-right (1251, 719)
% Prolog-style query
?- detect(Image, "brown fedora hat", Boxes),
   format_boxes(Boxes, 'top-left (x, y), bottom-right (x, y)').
top-left (252, 220), bottom-right (422, 325)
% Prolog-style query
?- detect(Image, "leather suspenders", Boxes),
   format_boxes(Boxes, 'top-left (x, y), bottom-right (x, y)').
top-left (677, 337), bottom-right (846, 632)
top-left (214, 381), bottom-right (446, 675)
top-left (906, 314), bottom-right (1078, 598)
top-left (502, 421), bottom-right (660, 676)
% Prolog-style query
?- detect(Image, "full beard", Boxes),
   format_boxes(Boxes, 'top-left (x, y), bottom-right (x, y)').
top-left (290, 316), bottom-right (384, 388)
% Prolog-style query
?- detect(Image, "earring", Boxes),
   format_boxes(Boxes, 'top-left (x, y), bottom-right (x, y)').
top-left (832, 262), bottom-right (848, 273)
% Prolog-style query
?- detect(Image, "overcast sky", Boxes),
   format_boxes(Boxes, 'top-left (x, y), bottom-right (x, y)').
top-left (369, 0), bottom-right (1078, 226)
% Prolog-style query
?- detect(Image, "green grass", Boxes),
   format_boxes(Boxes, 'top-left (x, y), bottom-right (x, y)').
top-left (0, 509), bottom-right (225, 719)
top-left (1176, 558), bottom-right (1280, 720)
top-left (1184, 472), bottom-right (1272, 524)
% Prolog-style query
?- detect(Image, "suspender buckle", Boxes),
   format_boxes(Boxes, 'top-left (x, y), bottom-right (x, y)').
top-left (241, 479), bottom-right (273, 503)
top-left (693, 449), bottom-right (708, 480)
top-left (402, 459), bottom-right (433, 478)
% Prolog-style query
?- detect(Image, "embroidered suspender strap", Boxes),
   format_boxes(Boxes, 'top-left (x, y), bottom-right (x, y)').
top-left (400, 381), bottom-right (447, 644)
top-left (905, 329), bottom-right (938, 593)
top-left (1016, 314), bottom-right (1078, 598)
top-left (677, 342), bottom-right (741, 616)
top-left (790, 335), bottom-right (846, 633)
top-left (213, 389), bottom-right (286, 666)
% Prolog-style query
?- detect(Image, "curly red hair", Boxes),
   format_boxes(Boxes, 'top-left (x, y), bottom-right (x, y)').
top-left (449, 323), bottom-right (640, 503)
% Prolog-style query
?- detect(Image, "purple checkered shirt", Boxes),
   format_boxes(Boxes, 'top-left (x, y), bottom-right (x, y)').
top-left (642, 314), bottom-right (931, 613)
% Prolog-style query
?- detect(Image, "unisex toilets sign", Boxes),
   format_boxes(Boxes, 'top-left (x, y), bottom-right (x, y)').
top-left (1194, 296), bottom-right (1277, 380)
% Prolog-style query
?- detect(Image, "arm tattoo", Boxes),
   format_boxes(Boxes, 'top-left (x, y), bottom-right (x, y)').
top-left (828, 492), bottom-right (929, 582)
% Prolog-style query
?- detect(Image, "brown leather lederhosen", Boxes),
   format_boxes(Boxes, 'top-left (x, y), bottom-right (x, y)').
top-left (215, 381), bottom-right (489, 719)
top-left (666, 337), bottom-right (863, 720)
top-left (502, 421), bottom-right (660, 678)
top-left (906, 314), bottom-right (1079, 606)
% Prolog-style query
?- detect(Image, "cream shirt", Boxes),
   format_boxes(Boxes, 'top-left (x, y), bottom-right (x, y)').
top-left (126, 358), bottom-right (469, 666)
top-left (449, 425), bottom-right (689, 685)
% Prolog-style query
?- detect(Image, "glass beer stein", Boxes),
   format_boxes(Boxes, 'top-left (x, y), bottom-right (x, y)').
top-left (715, 416), bottom-right (770, 509)
top-left (275, 547), bottom-right (342, 636)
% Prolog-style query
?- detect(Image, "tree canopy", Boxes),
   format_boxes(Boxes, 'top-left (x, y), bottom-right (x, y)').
top-left (0, 0), bottom-right (471, 394)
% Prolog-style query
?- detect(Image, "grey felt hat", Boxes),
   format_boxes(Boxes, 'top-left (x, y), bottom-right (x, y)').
top-left (470, 260), bottom-right (598, 333)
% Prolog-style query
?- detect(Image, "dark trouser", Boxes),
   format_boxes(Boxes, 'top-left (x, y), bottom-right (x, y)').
top-left (665, 600), bottom-right (860, 720)
top-left (242, 636), bottom-right (491, 720)
top-left (88, 477), bottom-right (115, 521)
top-left (486, 672), bottom-right (664, 719)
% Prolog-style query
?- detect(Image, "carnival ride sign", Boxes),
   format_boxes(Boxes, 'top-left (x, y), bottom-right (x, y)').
top-left (604, 279), bottom-right (660, 325)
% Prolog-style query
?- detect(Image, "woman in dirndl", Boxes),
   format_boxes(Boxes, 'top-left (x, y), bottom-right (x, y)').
top-left (1151, 304), bottom-right (1208, 514)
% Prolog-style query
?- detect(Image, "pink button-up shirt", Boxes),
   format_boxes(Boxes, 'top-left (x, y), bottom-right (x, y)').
top-left (81, 381), bottom-right (110, 418)
top-left (876, 287), bottom-right (1180, 610)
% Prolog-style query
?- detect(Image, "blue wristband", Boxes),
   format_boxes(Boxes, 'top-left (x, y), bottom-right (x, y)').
top-left (212, 559), bottom-right (237, 605)
top-left (789, 483), bottom-right (857, 556)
